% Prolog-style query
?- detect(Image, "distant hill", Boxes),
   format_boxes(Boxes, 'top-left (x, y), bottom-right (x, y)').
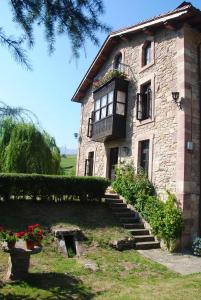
top-left (60, 146), bottom-right (77, 155)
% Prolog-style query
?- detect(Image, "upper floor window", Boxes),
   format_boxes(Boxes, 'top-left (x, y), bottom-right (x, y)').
top-left (142, 41), bottom-right (152, 66)
top-left (136, 81), bottom-right (152, 121)
top-left (94, 91), bottom-right (114, 122)
top-left (114, 53), bottom-right (123, 71)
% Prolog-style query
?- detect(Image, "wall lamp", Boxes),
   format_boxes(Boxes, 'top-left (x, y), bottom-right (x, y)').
top-left (74, 132), bottom-right (82, 143)
top-left (122, 146), bottom-right (130, 156)
top-left (172, 92), bottom-right (182, 109)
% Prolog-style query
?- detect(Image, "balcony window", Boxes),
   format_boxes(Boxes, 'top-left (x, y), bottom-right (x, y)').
top-left (91, 76), bottom-right (128, 142)
top-left (94, 91), bottom-right (114, 122)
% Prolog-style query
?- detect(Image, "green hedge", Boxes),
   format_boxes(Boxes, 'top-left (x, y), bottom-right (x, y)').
top-left (0, 173), bottom-right (110, 201)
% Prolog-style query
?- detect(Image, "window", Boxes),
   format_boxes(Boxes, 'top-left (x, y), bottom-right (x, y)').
top-left (116, 91), bottom-right (126, 116)
top-left (136, 82), bottom-right (151, 121)
top-left (94, 91), bottom-right (114, 122)
top-left (84, 152), bottom-right (94, 176)
top-left (114, 53), bottom-right (123, 71)
top-left (142, 41), bottom-right (152, 66)
top-left (87, 111), bottom-right (94, 138)
top-left (139, 140), bottom-right (149, 174)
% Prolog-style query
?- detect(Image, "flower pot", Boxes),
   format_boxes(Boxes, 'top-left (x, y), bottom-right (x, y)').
top-left (7, 241), bottom-right (16, 249)
top-left (35, 236), bottom-right (42, 247)
top-left (26, 240), bottom-right (35, 250)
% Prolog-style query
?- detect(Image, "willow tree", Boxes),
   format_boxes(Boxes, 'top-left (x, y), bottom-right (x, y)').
top-left (1, 1), bottom-right (110, 68)
top-left (3, 122), bottom-right (60, 174)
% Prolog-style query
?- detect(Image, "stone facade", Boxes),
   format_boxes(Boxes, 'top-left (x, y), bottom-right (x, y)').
top-left (75, 13), bottom-right (201, 247)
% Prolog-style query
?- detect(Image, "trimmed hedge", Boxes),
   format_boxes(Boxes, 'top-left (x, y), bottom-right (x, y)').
top-left (0, 173), bottom-right (110, 201)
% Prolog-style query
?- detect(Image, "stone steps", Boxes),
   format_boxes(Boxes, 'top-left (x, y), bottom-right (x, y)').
top-left (135, 241), bottom-right (160, 250)
top-left (128, 229), bottom-right (150, 236)
top-left (105, 198), bottom-right (124, 204)
top-left (123, 223), bottom-right (144, 229)
top-left (120, 217), bottom-right (140, 223)
top-left (110, 203), bottom-right (127, 209)
top-left (134, 235), bottom-right (155, 243)
top-left (104, 192), bottom-right (161, 251)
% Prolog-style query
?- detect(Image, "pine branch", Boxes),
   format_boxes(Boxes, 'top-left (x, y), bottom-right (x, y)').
top-left (0, 28), bottom-right (32, 70)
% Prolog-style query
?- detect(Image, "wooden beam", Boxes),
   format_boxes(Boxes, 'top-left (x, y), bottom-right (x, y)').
top-left (119, 35), bottom-right (130, 42)
top-left (143, 27), bottom-right (154, 36)
top-left (163, 21), bottom-right (176, 31)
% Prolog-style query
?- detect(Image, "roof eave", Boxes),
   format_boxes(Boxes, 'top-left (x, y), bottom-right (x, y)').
top-left (71, 8), bottom-right (192, 103)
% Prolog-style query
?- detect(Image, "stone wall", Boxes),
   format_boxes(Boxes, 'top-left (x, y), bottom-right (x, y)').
top-left (77, 27), bottom-right (179, 195)
top-left (177, 24), bottom-right (201, 247)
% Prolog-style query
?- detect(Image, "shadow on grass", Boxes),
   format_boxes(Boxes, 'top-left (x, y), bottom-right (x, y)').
top-left (0, 201), bottom-right (121, 231)
top-left (0, 272), bottom-right (95, 300)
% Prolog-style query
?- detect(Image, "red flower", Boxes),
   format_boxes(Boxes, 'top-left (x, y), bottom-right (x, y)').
top-left (16, 231), bottom-right (24, 238)
top-left (0, 226), bottom-right (4, 232)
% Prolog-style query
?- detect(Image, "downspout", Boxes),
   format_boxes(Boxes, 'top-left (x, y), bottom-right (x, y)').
top-left (198, 43), bottom-right (201, 235)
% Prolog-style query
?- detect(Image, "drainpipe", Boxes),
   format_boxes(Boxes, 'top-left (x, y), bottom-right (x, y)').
top-left (198, 43), bottom-right (201, 235)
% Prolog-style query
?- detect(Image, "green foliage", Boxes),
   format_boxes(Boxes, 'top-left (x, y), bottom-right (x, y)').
top-left (1, 1), bottom-right (110, 68)
top-left (112, 163), bottom-right (183, 249)
top-left (112, 163), bottom-right (154, 204)
top-left (60, 155), bottom-right (76, 176)
top-left (0, 173), bottom-right (110, 202)
top-left (0, 119), bottom-right (60, 175)
top-left (192, 237), bottom-right (201, 256)
top-left (93, 70), bottom-right (128, 90)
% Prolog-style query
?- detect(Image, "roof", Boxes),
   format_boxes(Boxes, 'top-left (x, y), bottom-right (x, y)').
top-left (72, 2), bottom-right (201, 102)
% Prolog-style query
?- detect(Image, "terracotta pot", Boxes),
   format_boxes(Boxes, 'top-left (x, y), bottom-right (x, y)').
top-left (7, 241), bottom-right (16, 249)
top-left (26, 240), bottom-right (35, 250)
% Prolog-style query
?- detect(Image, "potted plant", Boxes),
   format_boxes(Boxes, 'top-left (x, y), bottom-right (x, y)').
top-left (93, 70), bottom-right (128, 90)
top-left (0, 227), bottom-right (18, 249)
top-left (28, 224), bottom-right (44, 247)
top-left (17, 224), bottom-right (45, 249)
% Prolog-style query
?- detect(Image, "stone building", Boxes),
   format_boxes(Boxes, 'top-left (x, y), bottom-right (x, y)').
top-left (72, 2), bottom-right (201, 247)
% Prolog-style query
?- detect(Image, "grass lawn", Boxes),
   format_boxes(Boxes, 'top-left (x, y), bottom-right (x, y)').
top-left (60, 155), bottom-right (76, 176)
top-left (0, 201), bottom-right (201, 299)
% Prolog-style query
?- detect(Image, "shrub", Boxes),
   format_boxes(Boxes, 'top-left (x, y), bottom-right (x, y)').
top-left (0, 173), bottom-right (110, 202)
top-left (112, 163), bottom-right (183, 250)
top-left (112, 163), bottom-right (154, 204)
top-left (192, 237), bottom-right (201, 256)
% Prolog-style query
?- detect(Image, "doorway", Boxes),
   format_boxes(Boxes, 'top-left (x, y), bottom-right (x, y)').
top-left (108, 148), bottom-right (118, 180)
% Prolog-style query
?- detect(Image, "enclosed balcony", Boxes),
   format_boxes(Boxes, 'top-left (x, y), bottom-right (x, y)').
top-left (88, 75), bottom-right (129, 142)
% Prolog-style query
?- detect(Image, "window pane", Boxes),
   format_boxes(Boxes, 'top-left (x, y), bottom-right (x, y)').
top-left (95, 99), bottom-right (100, 110)
top-left (117, 91), bottom-right (126, 103)
top-left (139, 140), bottom-right (149, 174)
top-left (95, 111), bottom-right (100, 122)
top-left (101, 95), bottom-right (107, 107)
top-left (108, 103), bottom-right (113, 115)
top-left (144, 42), bottom-right (151, 65)
top-left (101, 107), bottom-right (106, 119)
top-left (116, 103), bottom-right (125, 115)
top-left (108, 91), bottom-right (113, 104)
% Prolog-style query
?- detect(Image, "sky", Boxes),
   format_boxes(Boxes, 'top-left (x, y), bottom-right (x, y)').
top-left (0, 0), bottom-right (201, 151)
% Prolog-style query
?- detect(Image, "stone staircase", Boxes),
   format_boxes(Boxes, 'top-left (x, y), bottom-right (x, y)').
top-left (104, 193), bottom-right (160, 250)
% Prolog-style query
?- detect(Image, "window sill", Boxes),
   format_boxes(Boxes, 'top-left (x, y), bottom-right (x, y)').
top-left (136, 117), bottom-right (155, 127)
top-left (139, 61), bottom-right (155, 73)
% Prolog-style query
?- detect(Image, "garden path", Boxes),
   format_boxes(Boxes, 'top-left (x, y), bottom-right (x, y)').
top-left (138, 249), bottom-right (201, 275)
